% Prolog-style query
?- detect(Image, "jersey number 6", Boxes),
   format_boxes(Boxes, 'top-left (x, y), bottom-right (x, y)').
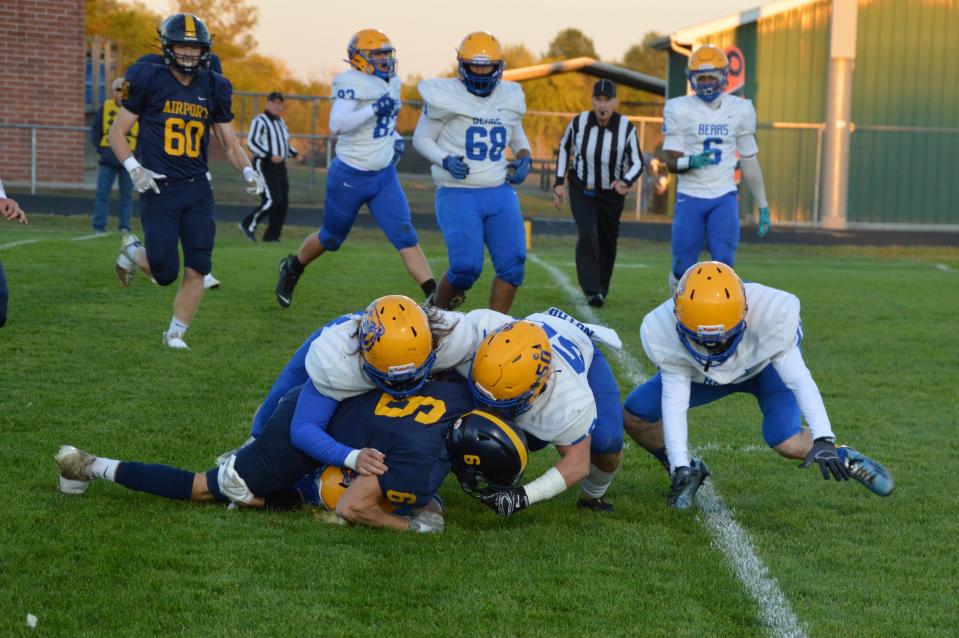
top-left (466, 125), bottom-right (507, 162)
top-left (164, 117), bottom-right (204, 158)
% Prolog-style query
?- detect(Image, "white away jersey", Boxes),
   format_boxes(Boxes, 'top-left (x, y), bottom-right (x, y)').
top-left (456, 308), bottom-right (621, 446)
top-left (418, 78), bottom-right (526, 188)
top-left (304, 309), bottom-right (476, 401)
top-left (641, 283), bottom-right (801, 386)
top-left (331, 70), bottom-right (402, 171)
top-left (662, 94), bottom-right (758, 199)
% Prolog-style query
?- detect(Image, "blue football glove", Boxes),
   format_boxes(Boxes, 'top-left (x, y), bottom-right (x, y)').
top-left (688, 149), bottom-right (719, 169)
top-left (505, 156), bottom-right (532, 185)
top-left (442, 155), bottom-right (470, 180)
top-left (391, 137), bottom-right (405, 167)
top-left (757, 207), bottom-right (771, 238)
top-left (373, 93), bottom-right (396, 118)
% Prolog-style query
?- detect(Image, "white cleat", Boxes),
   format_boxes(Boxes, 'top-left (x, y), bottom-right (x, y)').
top-left (163, 331), bottom-right (190, 349)
top-left (55, 445), bottom-right (95, 494)
top-left (203, 273), bottom-right (221, 290)
top-left (115, 233), bottom-right (141, 287)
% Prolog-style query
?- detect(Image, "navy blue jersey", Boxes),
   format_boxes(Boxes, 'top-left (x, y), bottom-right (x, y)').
top-left (122, 61), bottom-right (233, 179)
top-left (327, 380), bottom-right (474, 508)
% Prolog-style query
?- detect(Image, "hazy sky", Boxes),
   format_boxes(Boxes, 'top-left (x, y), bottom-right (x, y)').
top-left (139, 0), bottom-right (762, 81)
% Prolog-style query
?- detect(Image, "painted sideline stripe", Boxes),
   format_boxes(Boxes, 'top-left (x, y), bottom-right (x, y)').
top-left (935, 263), bottom-right (955, 273)
top-left (0, 239), bottom-right (41, 250)
top-left (0, 232), bottom-right (109, 251)
top-left (528, 252), bottom-right (807, 638)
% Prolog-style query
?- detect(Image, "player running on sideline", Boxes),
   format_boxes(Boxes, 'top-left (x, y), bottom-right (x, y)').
top-left (623, 261), bottom-right (894, 509)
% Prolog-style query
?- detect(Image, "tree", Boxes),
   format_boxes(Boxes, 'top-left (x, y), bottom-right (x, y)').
top-left (621, 31), bottom-right (667, 79)
top-left (174, 0), bottom-right (259, 64)
top-left (546, 28), bottom-right (597, 60)
top-left (85, 0), bottom-right (162, 69)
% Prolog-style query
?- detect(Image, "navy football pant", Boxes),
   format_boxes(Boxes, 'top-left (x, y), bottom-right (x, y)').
top-left (140, 176), bottom-right (216, 285)
top-left (671, 190), bottom-right (739, 279)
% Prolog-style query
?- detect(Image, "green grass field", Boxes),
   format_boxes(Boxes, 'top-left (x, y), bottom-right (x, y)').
top-left (1, 214), bottom-right (957, 637)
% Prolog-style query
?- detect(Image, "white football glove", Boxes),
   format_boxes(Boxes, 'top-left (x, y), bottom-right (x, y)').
top-left (243, 166), bottom-right (265, 195)
top-left (408, 510), bottom-right (444, 533)
top-left (130, 166), bottom-right (166, 194)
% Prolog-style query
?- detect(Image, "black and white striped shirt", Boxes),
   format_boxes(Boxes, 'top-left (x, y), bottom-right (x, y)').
top-left (555, 112), bottom-right (644, 191)
top-left (246, 112), bottom-right (297, 161)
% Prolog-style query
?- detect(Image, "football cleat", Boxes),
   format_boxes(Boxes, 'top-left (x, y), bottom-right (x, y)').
top-left (55, 445), bottom-right (95, 494)
top-left (424, 290), bottom-right (467, 311)
top-left (163, 331), bottom-right (189, 349)
top-left (115, 233), bottom-right (141, 287)
top-left (839, 446), bottom-right (894, 496)
top-left (668, 458), bottom-right (710, 509)
top-left (674, 261), bottom-right (748, 369)
top-left (203, 273), bottom-right (220, 290)
top-left (239, 222), bottom-right (256, 242)
top-left (577, 496), bottom-right (615, 513)
top-left (275, 254), bottom-right (302, 308)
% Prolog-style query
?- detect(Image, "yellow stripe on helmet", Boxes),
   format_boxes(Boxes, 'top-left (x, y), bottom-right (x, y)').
top-left (470, 409), bottom-right (528, 471)
top-left (184, 14), bottom-right (196, 39)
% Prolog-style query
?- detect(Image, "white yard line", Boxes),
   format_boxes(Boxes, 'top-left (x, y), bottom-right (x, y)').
top-left (71, 233), bottom-right (110, 242)
top-left (0, 239), bottom-right (42, 250)
top-left (935, 263), bottom-right (955, 273)
top-left (0, 232), bottom-right (109, 251)
top-left (528, 252), bottom-right (808, 638)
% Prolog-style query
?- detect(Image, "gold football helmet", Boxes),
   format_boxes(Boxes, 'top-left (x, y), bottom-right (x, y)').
top-left (347, 28), bottom-right (396, 81)
top-left (456, 31), bottom-right (504, 96)
top-left (469, 321), bottom-right (552, 416)
top-left (358, 295), bottom-right (434, 397)
top-left (686, 44), bottom-right (729, 102)
top-left (673, 261), bottom-right (747, 367)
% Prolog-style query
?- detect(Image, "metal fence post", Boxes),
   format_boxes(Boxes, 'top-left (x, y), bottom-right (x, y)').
top-left (813, 126), bottom-right (824, 226)
top-left (30, 126), bottom-right (38, 194)
top-left (635, 121), bottom-right (646, 221)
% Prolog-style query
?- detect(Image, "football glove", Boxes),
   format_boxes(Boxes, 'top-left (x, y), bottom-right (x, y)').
top-left (505, 156), bottom-right (532, 184)
top-left (129, 166), bottom-right (166, 194)
top-left (757, 207), bottom-right (771, 238)
top-left (408, 510), bottom-right (444, 533)
top-left (391, 137), bottom-right (405, 167)
top-left (373, 93), bottom-right (396, 118)
top-left (800, 437), bottom-right (850, 481)
top-left (481, 487), bottom-right (529, 517)
top-left (688, 149), bottom-right (719, 169)
top-left (668, 459), bottom-right (710, 509)
top-left (243, 166), bottom-right (265, 195)
top-left (442, 155), bottom-right (470, 180)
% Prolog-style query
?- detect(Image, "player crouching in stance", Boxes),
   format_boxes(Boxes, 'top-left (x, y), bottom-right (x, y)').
top-left (56, 382), bottom-right (525, 533)
top-left (455, 309), bottom-right (625, 515)
top-left (623, 261), bottom-right (894, 509)
top-left (274, 29), bottom-right (436, 309)
top-left (413, 32), bottom-right (532, 313)
top-left (109, 14), bottom-right (264, 349)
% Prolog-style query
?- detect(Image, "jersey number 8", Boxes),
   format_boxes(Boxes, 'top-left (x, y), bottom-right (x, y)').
top-left (466, 125), bottom-right (507, 162)
top-left (164, 118), bottom-right (204, 158)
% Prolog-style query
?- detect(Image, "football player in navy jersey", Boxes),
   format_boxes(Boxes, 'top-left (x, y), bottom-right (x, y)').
top-left (109, 14), bottom-right (264, 349)
top-left (55, 380), bottom-right (528, 533)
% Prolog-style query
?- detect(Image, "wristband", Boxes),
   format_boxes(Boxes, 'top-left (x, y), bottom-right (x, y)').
top-left (344, 449), bottom-right (360, 470)
top-left (677, 156), bottom-right (691, 171)
top-left (242, 166), bottom-right (256, 181)
top-left (522, 467), bottom-right (566, 505)
top-left (122, 156), bottom-right (141, 174)
top-left (0, 178), bottom-right (6, 199)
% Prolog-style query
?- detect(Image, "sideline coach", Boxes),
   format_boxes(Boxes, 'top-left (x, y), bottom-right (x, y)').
top-left (554, 79), bottom-right (644, 307)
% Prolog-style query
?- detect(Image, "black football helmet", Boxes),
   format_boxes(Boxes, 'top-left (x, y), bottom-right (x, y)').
top-left (445, 409), bottom-right (528, 498)
top-left (158, 13), bottom-right (212, 75)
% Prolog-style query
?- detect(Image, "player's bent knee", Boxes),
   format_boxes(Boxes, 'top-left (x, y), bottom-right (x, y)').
top-left (388, 224), bottom-right (419, 250)
top-left (152, 267), bottom-right (179, 287)
top-left (191, 473), bottom-right (215, 502)
top-left (772, 429), bottom-right (812, 460)
top-left (183, 255), bottom-right (211, 277)
top-left (590, 435), bottom-right (624, 456)
top-left (319, 233), bottom-right (343, 252)
top-left (448, 268), bottom-right (480, 291)
top-left (496, 261), bottom-right (525, 287)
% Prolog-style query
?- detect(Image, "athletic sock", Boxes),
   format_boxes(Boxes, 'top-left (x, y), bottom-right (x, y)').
top-left (420, 278), bottom-right (437, 298)
top-left (579, 463), bottom-right (617, 499)
top-left (167, 316), bottom-right (189, 336)
top-left (648, 446), bottom-right (671, 473)
top-left (91, 457), bottom-right (120, 482)
top-left (290, 256), bottom-right (306, 274)
top-left (114, 462), bottom-right (195, 500)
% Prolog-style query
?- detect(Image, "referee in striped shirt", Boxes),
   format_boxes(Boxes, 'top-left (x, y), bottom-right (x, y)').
top-left (241, 91), bottom-right (303, 242)
top-left (554, 79), bottom-right (644, 307)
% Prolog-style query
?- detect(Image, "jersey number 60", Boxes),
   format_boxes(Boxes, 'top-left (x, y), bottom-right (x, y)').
top-left (164, 118), bottom-right (204, 158)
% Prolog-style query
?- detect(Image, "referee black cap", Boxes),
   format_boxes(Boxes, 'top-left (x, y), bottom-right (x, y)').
top-left (267, 91), bottom-right (284, 102)
top-left (592, 79), bottom-right (616, 98)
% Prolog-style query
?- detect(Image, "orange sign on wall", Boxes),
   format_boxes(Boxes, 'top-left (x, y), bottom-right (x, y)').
top-left (725, 46), bottom-right (746, 95)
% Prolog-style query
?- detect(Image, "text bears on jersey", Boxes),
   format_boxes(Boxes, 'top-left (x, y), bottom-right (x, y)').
top-left (472, 117), bottom-right (503, 126)
top-left (698, 123), bottom-right (729, 136)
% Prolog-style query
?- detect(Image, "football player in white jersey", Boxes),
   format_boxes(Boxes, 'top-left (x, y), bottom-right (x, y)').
top-left (623, 261), bottom-right (894, 509)
top-left (663, 45), bottom-right (771, 290)
top-left (452, 308), bottom-right (626, 515)
top-left (275, 30), bottom-right (435, 309)
top-left (412, 31), bottom-right (532, 313)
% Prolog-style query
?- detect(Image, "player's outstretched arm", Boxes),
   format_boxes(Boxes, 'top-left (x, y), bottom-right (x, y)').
top-left (480, 438), bottom-right (587, 517)
top-left (214, 122), bottom-right (264, 195)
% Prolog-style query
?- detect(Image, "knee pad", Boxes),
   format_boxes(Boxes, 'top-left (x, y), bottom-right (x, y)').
top-left (183, 252), bottom-right (211, 277)
top-left (319, 230), bottom-right (343, 252)
top-left (590, 430), bottom-right (624, 455)
top-left (388, 222), bottom-right (419, 250)
top-left (495, 260), bottom-right (525, 287)
top-left (151, 266), bottom-right (180, 287)
top-left (447, 266), bottom-right (481, 292)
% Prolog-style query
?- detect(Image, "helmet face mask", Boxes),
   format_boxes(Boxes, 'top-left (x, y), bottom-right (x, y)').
top-left (159, 13), bottom-right (212, 76)
top-left (673, 261), bottom-right (747, 368)
top-left (348, 29), bottom-right (396, 81)
top-left (686, 44), bottom-right (729, 102)
top-left (445, 410), bottom-right (528, 498)
top-left (358, 295), bottom-right (435, 398)
top-left (468, 321), bottom-right (552, 417)
top-left (457, 31), bottom-right (504, 97)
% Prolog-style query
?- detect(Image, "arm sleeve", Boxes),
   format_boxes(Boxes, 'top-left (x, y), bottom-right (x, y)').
top-left (289, 382), bottom-right (356, 467)
top-left (246, 117), bottom-right (269, 157)
top-left (211, 74), bottom-right (234, 124)
top-left (555, 117), bottom-right (575, 184)
top-left (621, 126), bottom-right (645, 186)
top-left (329, 99), bottom-right (375, 135)
top-left (250, 327), bottom-right (326, 437)
top-left (739, 155), bottom-right (768, 208)
top-left (661, 369), bottom-right (692, 470)
top-left (662, 102), bottom-right (685, 153)
top-left (508, 122), bottom-right (530, 155)
top-left (771, 346), bottom-right (835, 441)
top-left (412, 114), bottom-right (448, 166)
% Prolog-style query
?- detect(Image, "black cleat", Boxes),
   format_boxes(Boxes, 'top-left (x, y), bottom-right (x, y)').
top-left (275, 254), bottom-right (302, 308)
top-left (668, 458), bottom-right (710, 509)
top-left (587, 293), bottom-right (605, 308)
top-left (577, 496), bottom-right (615, 512)
top-left (239, 222), bottom-right (256, 242)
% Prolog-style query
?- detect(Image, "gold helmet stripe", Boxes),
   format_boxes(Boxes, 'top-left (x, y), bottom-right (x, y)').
top-left (184, 14), bottom-right (196, 39)
top-left (470, 409), bottom-right (528, 470)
